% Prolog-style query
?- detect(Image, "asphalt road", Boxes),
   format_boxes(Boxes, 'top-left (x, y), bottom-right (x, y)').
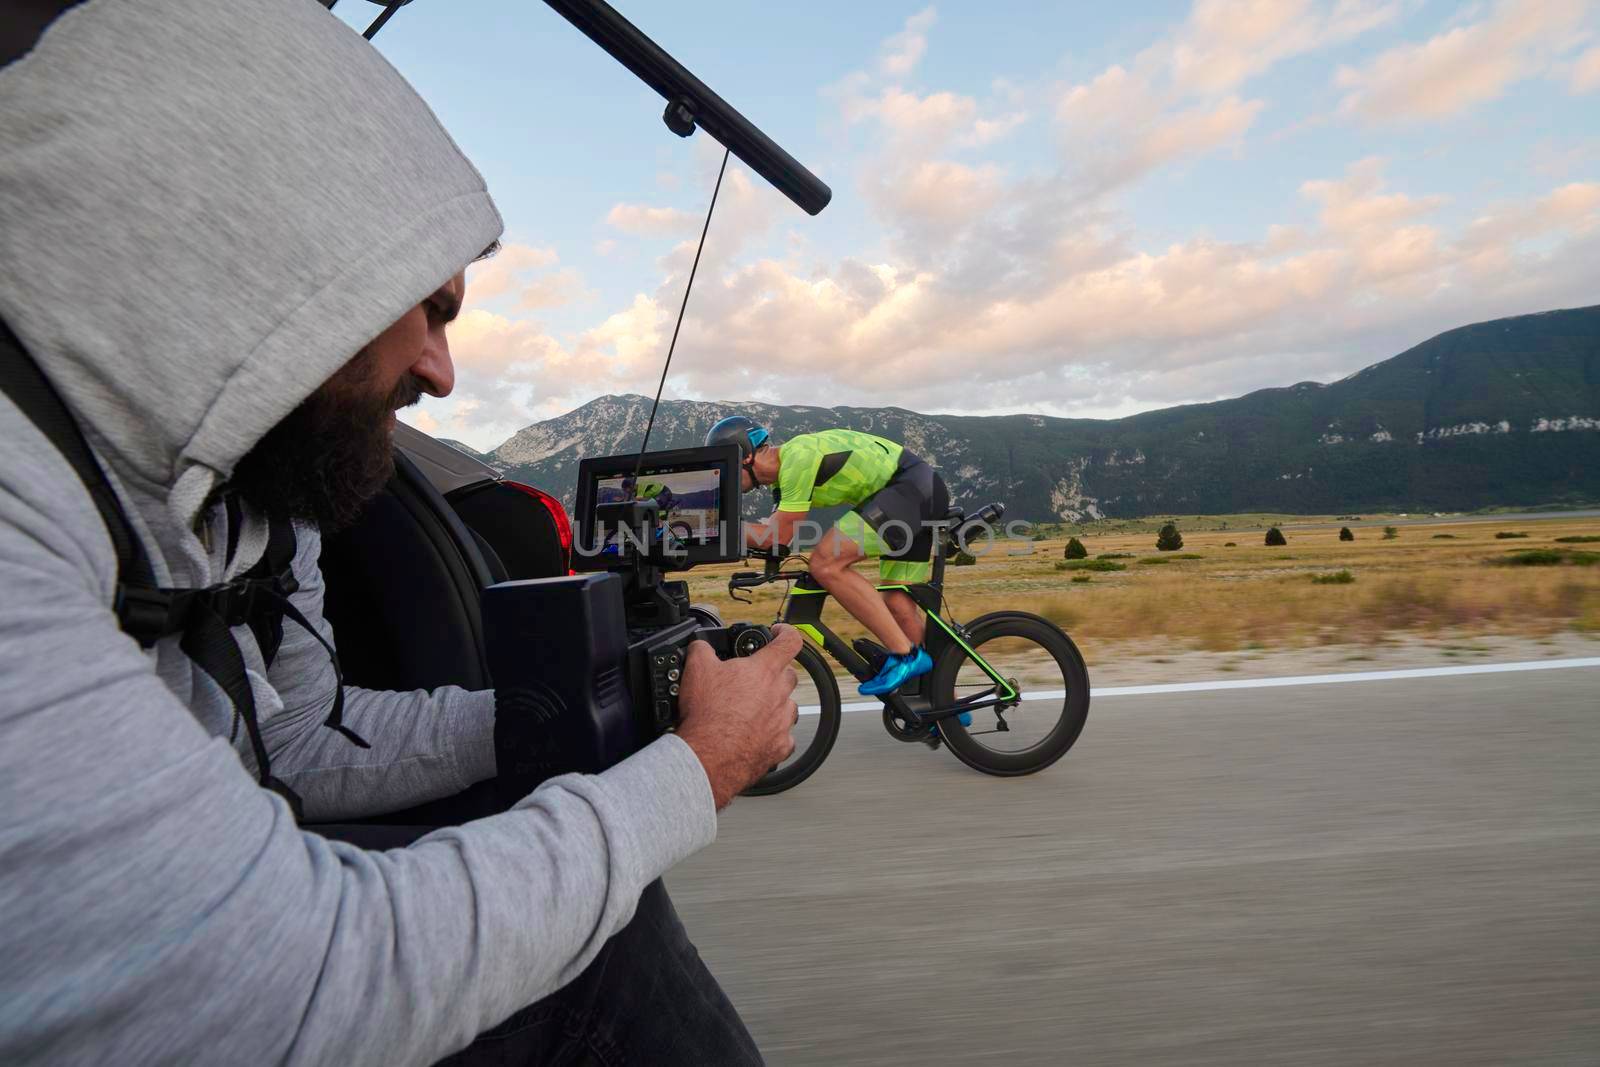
top-left (669, 666), bottom-right (1600, 1066)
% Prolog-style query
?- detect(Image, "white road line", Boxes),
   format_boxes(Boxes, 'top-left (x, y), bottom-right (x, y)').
top-left (799, 657), bottom-right (1600, 714)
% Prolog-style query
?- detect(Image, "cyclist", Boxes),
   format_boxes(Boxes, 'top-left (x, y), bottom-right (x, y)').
top-left (706, 415), bottom-right (950, 696)
top-left (636, 479), bottom-right (679, 515)
top-left (620, 475), bottom-right (678, 515)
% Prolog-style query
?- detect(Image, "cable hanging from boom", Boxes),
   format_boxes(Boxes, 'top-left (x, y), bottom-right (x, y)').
top-left (633, 146), bottom-right (730, 476)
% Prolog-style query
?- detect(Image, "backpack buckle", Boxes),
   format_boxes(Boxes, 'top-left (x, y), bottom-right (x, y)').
top-left (204, 578), bottom-right (269, 628)
top-left (114, 585), bottom-right (181, 648)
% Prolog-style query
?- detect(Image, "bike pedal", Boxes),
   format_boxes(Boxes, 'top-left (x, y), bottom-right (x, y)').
top-left (852, 637), bottom-right (888, 673)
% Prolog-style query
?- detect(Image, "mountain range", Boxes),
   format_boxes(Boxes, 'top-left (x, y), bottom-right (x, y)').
top-left (453, 304), bottom-right (1600, 522)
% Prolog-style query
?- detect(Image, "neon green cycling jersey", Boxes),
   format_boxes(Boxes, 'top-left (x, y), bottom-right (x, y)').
top-left (776, 429), bottom-right (904, 513)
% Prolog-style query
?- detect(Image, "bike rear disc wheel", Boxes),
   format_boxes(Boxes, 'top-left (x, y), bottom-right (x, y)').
top-left (742, 643), bottom-right (841, 796)
top-left (928, 613), bottom-right (1089, 776)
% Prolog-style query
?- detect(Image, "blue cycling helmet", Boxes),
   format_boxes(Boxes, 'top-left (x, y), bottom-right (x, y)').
top-left (704, 415), bottom-right (770, 458)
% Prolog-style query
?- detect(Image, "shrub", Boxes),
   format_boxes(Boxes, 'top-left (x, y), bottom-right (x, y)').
top-left (1382, 526), bottom-right (1398, 540)
top-left (951, 549), bottom-right (977, 566)
top-left (1056, 558), bottom-right (1126, 572)
top-left (1156, 523), bottom-right (1184, 551)
top-left (1495, 531), bottom-right (1529, 539)
top-left (1064, 537), bottom-right (1088, 560)
top-left (1264, 526), bottom-right (1287, 546)
top-left (1432, 533), bottom-right (1457, 539)
top-left (1138, 556), bottom-right (1173, 565)
top-left (1224, 541), bottom-right (1237, 547)
top-left (1070, 574), bottom-right (1092, 583)
top-left (1173, 553), bottom-right (1205, 560)
top-left (1097, 552), bottom-right (1134, 559)
top-left (1555, 535), bottom-right (1600, 543)
top-left (1493, 549), bottom-right (1599, 567)
top-left (1312, 570), bottom-right (1355, 585)
top-left (1339, 527), bottom-right (1354, 541)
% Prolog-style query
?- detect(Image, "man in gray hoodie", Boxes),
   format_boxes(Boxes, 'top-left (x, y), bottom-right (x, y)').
top-left (0, 1), bottom-right (799, 1063)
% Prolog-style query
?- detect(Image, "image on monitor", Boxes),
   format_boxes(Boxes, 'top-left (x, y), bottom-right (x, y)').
top-left (594, 466), bottom-right (723, 547)
top-left (574, 443), bottom-right (745, 569)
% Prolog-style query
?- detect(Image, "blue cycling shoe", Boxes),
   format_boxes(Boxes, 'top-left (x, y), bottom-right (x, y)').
top-left (859, 646), bottom-right (933, 696)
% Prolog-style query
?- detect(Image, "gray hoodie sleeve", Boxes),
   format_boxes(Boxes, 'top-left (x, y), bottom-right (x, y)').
top-left (0, 433), bottom-right (719, 1067)
top-left (259, 522), bottom-right (499, 820)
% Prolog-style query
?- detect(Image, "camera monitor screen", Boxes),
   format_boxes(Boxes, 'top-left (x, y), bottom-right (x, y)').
top-left (573, 444), bottom-right (745, 569)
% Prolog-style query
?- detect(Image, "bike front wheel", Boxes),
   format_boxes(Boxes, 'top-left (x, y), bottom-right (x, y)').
top-left (927, 612), bottom-right (1089, 776)
top-left (742, 642), bottom-right (842, 797)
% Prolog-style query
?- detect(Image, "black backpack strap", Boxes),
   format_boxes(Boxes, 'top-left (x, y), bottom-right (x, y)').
top-left (0, 319), bottom-right (367, 810)
top-left (0, 319), bottom-right (155, 591)
top-left (179, 593), bottom-right (306, 818)
top-left (229, 497), bottom-right (294, 665)
top-left (229, 511), bottom-right (366, 748)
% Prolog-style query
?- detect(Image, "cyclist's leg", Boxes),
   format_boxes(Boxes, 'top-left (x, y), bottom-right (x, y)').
top-left (882, 582), bottom-right (925, 647)
top-left (812, 519), bottom-right (914, 654)
top-left (828, 460), bottom-right (936, 653)
top-left (877, 465), bottom-right (946, 647)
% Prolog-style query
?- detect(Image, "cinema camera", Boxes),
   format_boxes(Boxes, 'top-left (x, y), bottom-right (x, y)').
top-left (482, 443), bottom-right (772, 792)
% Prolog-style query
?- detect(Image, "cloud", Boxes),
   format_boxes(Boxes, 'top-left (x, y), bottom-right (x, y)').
top-left (1336, 0), bottom-right (1592, 121)
top-left (862, 159), bottom-right (1006, 241)
top-left (879, 7), bottom-right (936, 77)
top-left (1129, 96), bottom-right (1262, 175)
top-left (443, 169), bottom-right (1600, 450)
top-left (512, 268), bottom-right (587, 312)
top-left (413, 292), bottom-right (676, 450)
top-left (605, 203), bottom-right (699, 236)
top-left (464, 243), bottom-right (559, 302)
top-left (843, 85), bottom-right (979, 148)
top-left (1163, 0), bottom-right (1400, 96)
top-left (1054, 1), bottom-right (1397, 195)
top-left (1058, 68), bottom-right (1262, 193)
top-left (1573, 45), bottom-right (1600, 92)
top-left (1461, 182), bottom-right (1600, 248)
top-left (542, 162), bottom-right (1600, 433)
top-left (964, 112), bottom-right (1028, 146)
top-left (462, 242), bottom-right (590, 320)
top-left (1301, 157), bottom-right (1447, 234)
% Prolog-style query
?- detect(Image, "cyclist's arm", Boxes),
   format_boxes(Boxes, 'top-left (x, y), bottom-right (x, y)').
top-left (747, 442), bottom-right (818, 550)
top-left (746, 509), bottom-right (808, 550)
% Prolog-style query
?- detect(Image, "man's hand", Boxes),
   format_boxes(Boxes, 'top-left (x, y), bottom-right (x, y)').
top-left (675, 625), bottom-right (803, 809)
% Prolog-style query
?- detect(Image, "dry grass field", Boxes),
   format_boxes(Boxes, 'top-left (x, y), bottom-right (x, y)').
top-left (684, 515), bottom-right (1600, 661)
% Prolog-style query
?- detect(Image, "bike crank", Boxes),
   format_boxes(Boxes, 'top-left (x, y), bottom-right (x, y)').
top-left (882, 705), bottom-right (933, 742)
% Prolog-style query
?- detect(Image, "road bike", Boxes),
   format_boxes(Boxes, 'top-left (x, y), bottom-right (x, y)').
top-left (728, 503), bottom-right (1091, 796)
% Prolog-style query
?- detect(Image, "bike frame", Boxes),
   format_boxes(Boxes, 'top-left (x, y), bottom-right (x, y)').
top-left (776, 572), bottom-right (1019, 724)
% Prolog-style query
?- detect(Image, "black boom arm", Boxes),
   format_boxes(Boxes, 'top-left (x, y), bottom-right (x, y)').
top-left (542, 0), bottom-right (833, 216)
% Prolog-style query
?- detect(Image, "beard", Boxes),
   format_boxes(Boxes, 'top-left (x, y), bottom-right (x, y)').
top-left (230, 348), bottom-right (424, 531)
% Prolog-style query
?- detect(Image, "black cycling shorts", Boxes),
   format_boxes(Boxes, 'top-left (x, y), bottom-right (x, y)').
top-left (853, 450), bottom-right (950, 561)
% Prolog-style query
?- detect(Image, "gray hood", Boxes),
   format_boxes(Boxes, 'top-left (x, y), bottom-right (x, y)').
top-left (0, 0), bottom-right (503, 583)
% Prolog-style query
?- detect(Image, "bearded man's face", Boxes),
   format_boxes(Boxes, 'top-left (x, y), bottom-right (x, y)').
top-left (230, 270), bottom-right (465, 529)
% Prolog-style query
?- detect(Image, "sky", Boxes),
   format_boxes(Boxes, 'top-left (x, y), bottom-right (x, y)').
top-left (332, 0), bottom-right (1600, 452)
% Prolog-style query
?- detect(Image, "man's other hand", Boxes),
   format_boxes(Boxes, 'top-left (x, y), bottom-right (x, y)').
top-left (676, 625), bottom-right (803, 809)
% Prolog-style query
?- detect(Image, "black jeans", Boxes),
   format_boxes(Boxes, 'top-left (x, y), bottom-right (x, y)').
top-left (433, 880), bottom-right (763, 1066)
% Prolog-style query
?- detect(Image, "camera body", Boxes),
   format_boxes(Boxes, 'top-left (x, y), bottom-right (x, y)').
top-left (483, 444), bottom-right (766, 793)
